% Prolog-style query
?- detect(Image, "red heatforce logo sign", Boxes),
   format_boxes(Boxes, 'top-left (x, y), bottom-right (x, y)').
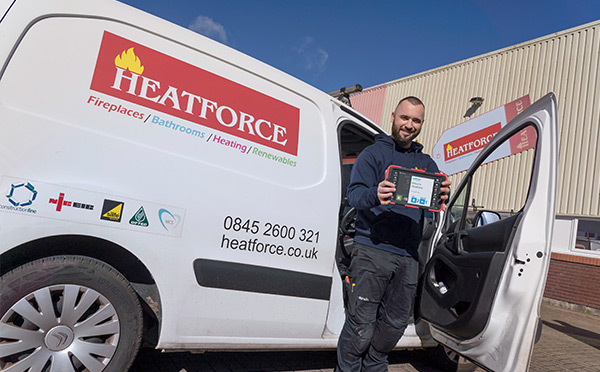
top-left (90, 31), bottom-right (300, 156)
top-left (444, 123), bottom-right (501, 161)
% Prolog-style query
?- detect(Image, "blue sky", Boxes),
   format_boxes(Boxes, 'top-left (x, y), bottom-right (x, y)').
top-left (119, 0), bottom-right (600, 93)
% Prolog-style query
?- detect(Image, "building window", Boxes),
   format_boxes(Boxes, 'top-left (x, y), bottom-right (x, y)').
top-left (574, 219), bottom-right (600, 253)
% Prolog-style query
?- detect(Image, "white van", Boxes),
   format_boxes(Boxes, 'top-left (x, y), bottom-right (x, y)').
top-left (0, 1), bottom-right (558, 371)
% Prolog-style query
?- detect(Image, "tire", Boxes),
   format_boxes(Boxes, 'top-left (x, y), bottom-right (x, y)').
top-left (0, 255), bottom-right (143, 372)
top-left (428, 345), bottom-right (478, 372)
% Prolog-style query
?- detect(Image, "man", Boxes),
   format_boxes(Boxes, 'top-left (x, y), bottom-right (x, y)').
top-left (336, 96), bottom-right (451, 371)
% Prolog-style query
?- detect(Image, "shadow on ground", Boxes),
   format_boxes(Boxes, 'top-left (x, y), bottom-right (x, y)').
top-left (542, 319), bottom-right (600, 350)
top-left (130, 349), bottom-right (445, 372)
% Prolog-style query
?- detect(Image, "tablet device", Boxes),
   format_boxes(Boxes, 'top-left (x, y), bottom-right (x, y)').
top-left (385, 165), bottom-right (447, 212)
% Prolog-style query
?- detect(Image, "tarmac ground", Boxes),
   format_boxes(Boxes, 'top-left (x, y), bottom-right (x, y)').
top-left (130, 300), bottom-right (600, 372)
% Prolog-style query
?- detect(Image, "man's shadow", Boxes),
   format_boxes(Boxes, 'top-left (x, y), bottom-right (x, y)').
top-left (542, 319), bottom-right (600, 350)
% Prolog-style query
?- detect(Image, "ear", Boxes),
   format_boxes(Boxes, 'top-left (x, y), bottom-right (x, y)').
top-left (391, 111), bottom-right (395, 123)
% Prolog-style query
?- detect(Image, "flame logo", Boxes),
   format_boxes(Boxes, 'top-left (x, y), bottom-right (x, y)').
top-left (115, 47), bottom-right (144, 74)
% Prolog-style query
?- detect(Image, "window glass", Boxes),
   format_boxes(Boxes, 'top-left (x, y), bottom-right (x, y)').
top-left (447, 179), bottom-right (469, 228)
top-left (446, 124), bottom-right (537, 229)
top-left (574, 219), bottom-right (600, 253)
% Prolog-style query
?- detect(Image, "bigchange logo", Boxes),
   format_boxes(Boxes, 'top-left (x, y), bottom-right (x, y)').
top-left (90, 32), bottom-right (300, 156)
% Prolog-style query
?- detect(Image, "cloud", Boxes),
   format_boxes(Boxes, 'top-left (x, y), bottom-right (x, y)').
top-left (316, 49), bottom-right (329, 70)
top-left (189, 15), bottom-right (228, 44)
top-left (295, 37), bottom-right (313, 54)
top-left (294, 37), bottom-right (328, 73)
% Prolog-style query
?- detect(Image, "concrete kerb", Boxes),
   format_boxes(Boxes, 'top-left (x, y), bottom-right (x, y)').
top-left (542, 297), bottom-right (600, 316)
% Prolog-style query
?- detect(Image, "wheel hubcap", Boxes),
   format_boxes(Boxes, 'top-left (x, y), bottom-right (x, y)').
top-left (0, 284), bottom-right (120, 371)
top-left (45, 325), bottom-right (75, 351)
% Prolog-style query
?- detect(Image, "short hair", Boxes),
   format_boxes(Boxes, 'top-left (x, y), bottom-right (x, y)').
top-left (396, 96), bottom-right (424, 109)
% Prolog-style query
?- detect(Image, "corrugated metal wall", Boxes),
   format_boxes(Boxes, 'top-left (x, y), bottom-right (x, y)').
top-left (348, 83), bottom-right (387, 124)
top-left (352, 20), bottom-right (600, 218)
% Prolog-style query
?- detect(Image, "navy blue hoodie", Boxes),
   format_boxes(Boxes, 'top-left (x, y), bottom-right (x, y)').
top-left (347, 134), bottom-right (439, 258)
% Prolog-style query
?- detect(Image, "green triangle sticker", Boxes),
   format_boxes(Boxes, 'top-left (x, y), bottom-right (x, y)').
top-left (129, 206), bottom-right (149, 227)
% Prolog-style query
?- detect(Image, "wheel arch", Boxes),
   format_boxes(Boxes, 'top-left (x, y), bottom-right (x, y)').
top-left (1, 234), bottom-right (161, 346)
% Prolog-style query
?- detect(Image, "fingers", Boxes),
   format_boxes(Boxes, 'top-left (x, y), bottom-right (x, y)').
top-left (440, 190), bottom-right (450, 201)
top-left (440, 178), bottom-right (452, 201)
top-left (378, 180), bottom-right (396, 205)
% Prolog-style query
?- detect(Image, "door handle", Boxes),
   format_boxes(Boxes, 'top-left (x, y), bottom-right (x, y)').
top-left (445, 231), bottom-right (469, 255)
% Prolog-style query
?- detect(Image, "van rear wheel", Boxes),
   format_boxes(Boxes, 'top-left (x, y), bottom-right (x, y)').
top-left (0, 255), bottom-right (143, 372)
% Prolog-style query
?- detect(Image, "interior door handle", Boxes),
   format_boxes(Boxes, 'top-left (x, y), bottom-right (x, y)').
top-left (455, 231), bottom-right (468, 254)
top-left (446, 231), bottom-right (469, 255)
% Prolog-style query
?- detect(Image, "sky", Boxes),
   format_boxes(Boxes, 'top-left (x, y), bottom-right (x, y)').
top-left (119, 0), bottom-right (600, 93)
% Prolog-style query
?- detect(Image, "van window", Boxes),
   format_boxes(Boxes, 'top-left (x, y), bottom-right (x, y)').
top-left (447, 124), bottom-right (538, 230)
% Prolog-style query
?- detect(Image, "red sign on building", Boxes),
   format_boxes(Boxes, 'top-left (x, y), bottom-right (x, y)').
top-left (444, 123), bottom-right (502, 161)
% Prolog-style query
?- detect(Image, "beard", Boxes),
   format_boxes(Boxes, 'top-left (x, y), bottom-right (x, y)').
top-left (392, 126), bottom-right (418, 148)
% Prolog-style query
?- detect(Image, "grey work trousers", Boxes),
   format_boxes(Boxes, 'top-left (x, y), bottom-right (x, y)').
top-left (336, 243), bottom-right (419, 372)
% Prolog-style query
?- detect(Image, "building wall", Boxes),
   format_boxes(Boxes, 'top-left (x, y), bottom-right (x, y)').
top-left (544, 253), bottom-right (600, 309)
top-left (348, 83), bottom-right (387, 124)
top-left (351, 20), bottom-right (600, 219)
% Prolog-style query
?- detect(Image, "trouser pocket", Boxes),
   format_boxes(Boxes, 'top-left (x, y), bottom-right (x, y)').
top-left (352, 272), bottom-right (385, 323)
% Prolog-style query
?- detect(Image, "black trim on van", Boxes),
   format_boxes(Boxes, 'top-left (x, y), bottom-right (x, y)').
top-left (339, 105), bottom-right (384, 134)
top-left (193, 259), bottom-right (332, 300)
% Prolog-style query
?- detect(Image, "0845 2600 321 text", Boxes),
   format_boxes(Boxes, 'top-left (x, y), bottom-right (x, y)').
top-left (219, 215), bottom-right (320, 260)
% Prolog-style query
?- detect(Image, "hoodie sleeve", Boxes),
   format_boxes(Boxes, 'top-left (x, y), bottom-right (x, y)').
top-left (347, 150), bottom-right (381, 210)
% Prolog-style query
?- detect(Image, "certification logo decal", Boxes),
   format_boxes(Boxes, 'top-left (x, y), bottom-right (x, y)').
top-left (49, 192), bottom-right (94, 212)
top-left (1, 177), bottom-right (185, 237)
top-left (101, 200), bottom-right (124, 222)
top-left (129, 206), bottom-right (149, 227)
top-left (159, 208), bottom-right (181, 231)
top-left (2, 182), bottom-right (38, 214)
top-left (6, 182), bottom-right (37, 207)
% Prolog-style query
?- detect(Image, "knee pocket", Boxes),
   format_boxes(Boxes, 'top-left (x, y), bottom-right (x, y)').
top-left (371, 320), bottom-right (408, 354)
top-left (355, 322), bottom-right (376, 341)
top-left (348, 322), bottom-right (376, 354)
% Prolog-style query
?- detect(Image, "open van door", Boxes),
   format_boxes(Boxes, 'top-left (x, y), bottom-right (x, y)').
top-left (418, 93), bottom-right (558, 371)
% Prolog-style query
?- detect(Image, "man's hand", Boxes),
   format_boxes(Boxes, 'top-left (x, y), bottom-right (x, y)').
top-left (378, 180), bottom-right (396, 205)
top-left (440, 178), bottom-right (452, 201)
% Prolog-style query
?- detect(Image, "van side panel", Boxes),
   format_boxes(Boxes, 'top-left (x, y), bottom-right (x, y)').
top-left (0, 5), bottom-right (340, 348)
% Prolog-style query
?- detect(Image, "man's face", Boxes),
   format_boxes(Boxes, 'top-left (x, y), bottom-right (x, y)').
top-left (391, 100), bottom-right (424, 148)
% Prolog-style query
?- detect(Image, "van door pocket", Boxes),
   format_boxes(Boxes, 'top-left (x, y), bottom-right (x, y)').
top-left (425, 255), bottom-right (461, 312)
top-left (420, 245), bottom-right (505, 339)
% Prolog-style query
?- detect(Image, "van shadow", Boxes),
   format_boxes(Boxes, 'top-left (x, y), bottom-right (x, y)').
top-left (130, 349), bottom-right (445, 372)
top-left (542, 319), bottom-right (600, 350)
